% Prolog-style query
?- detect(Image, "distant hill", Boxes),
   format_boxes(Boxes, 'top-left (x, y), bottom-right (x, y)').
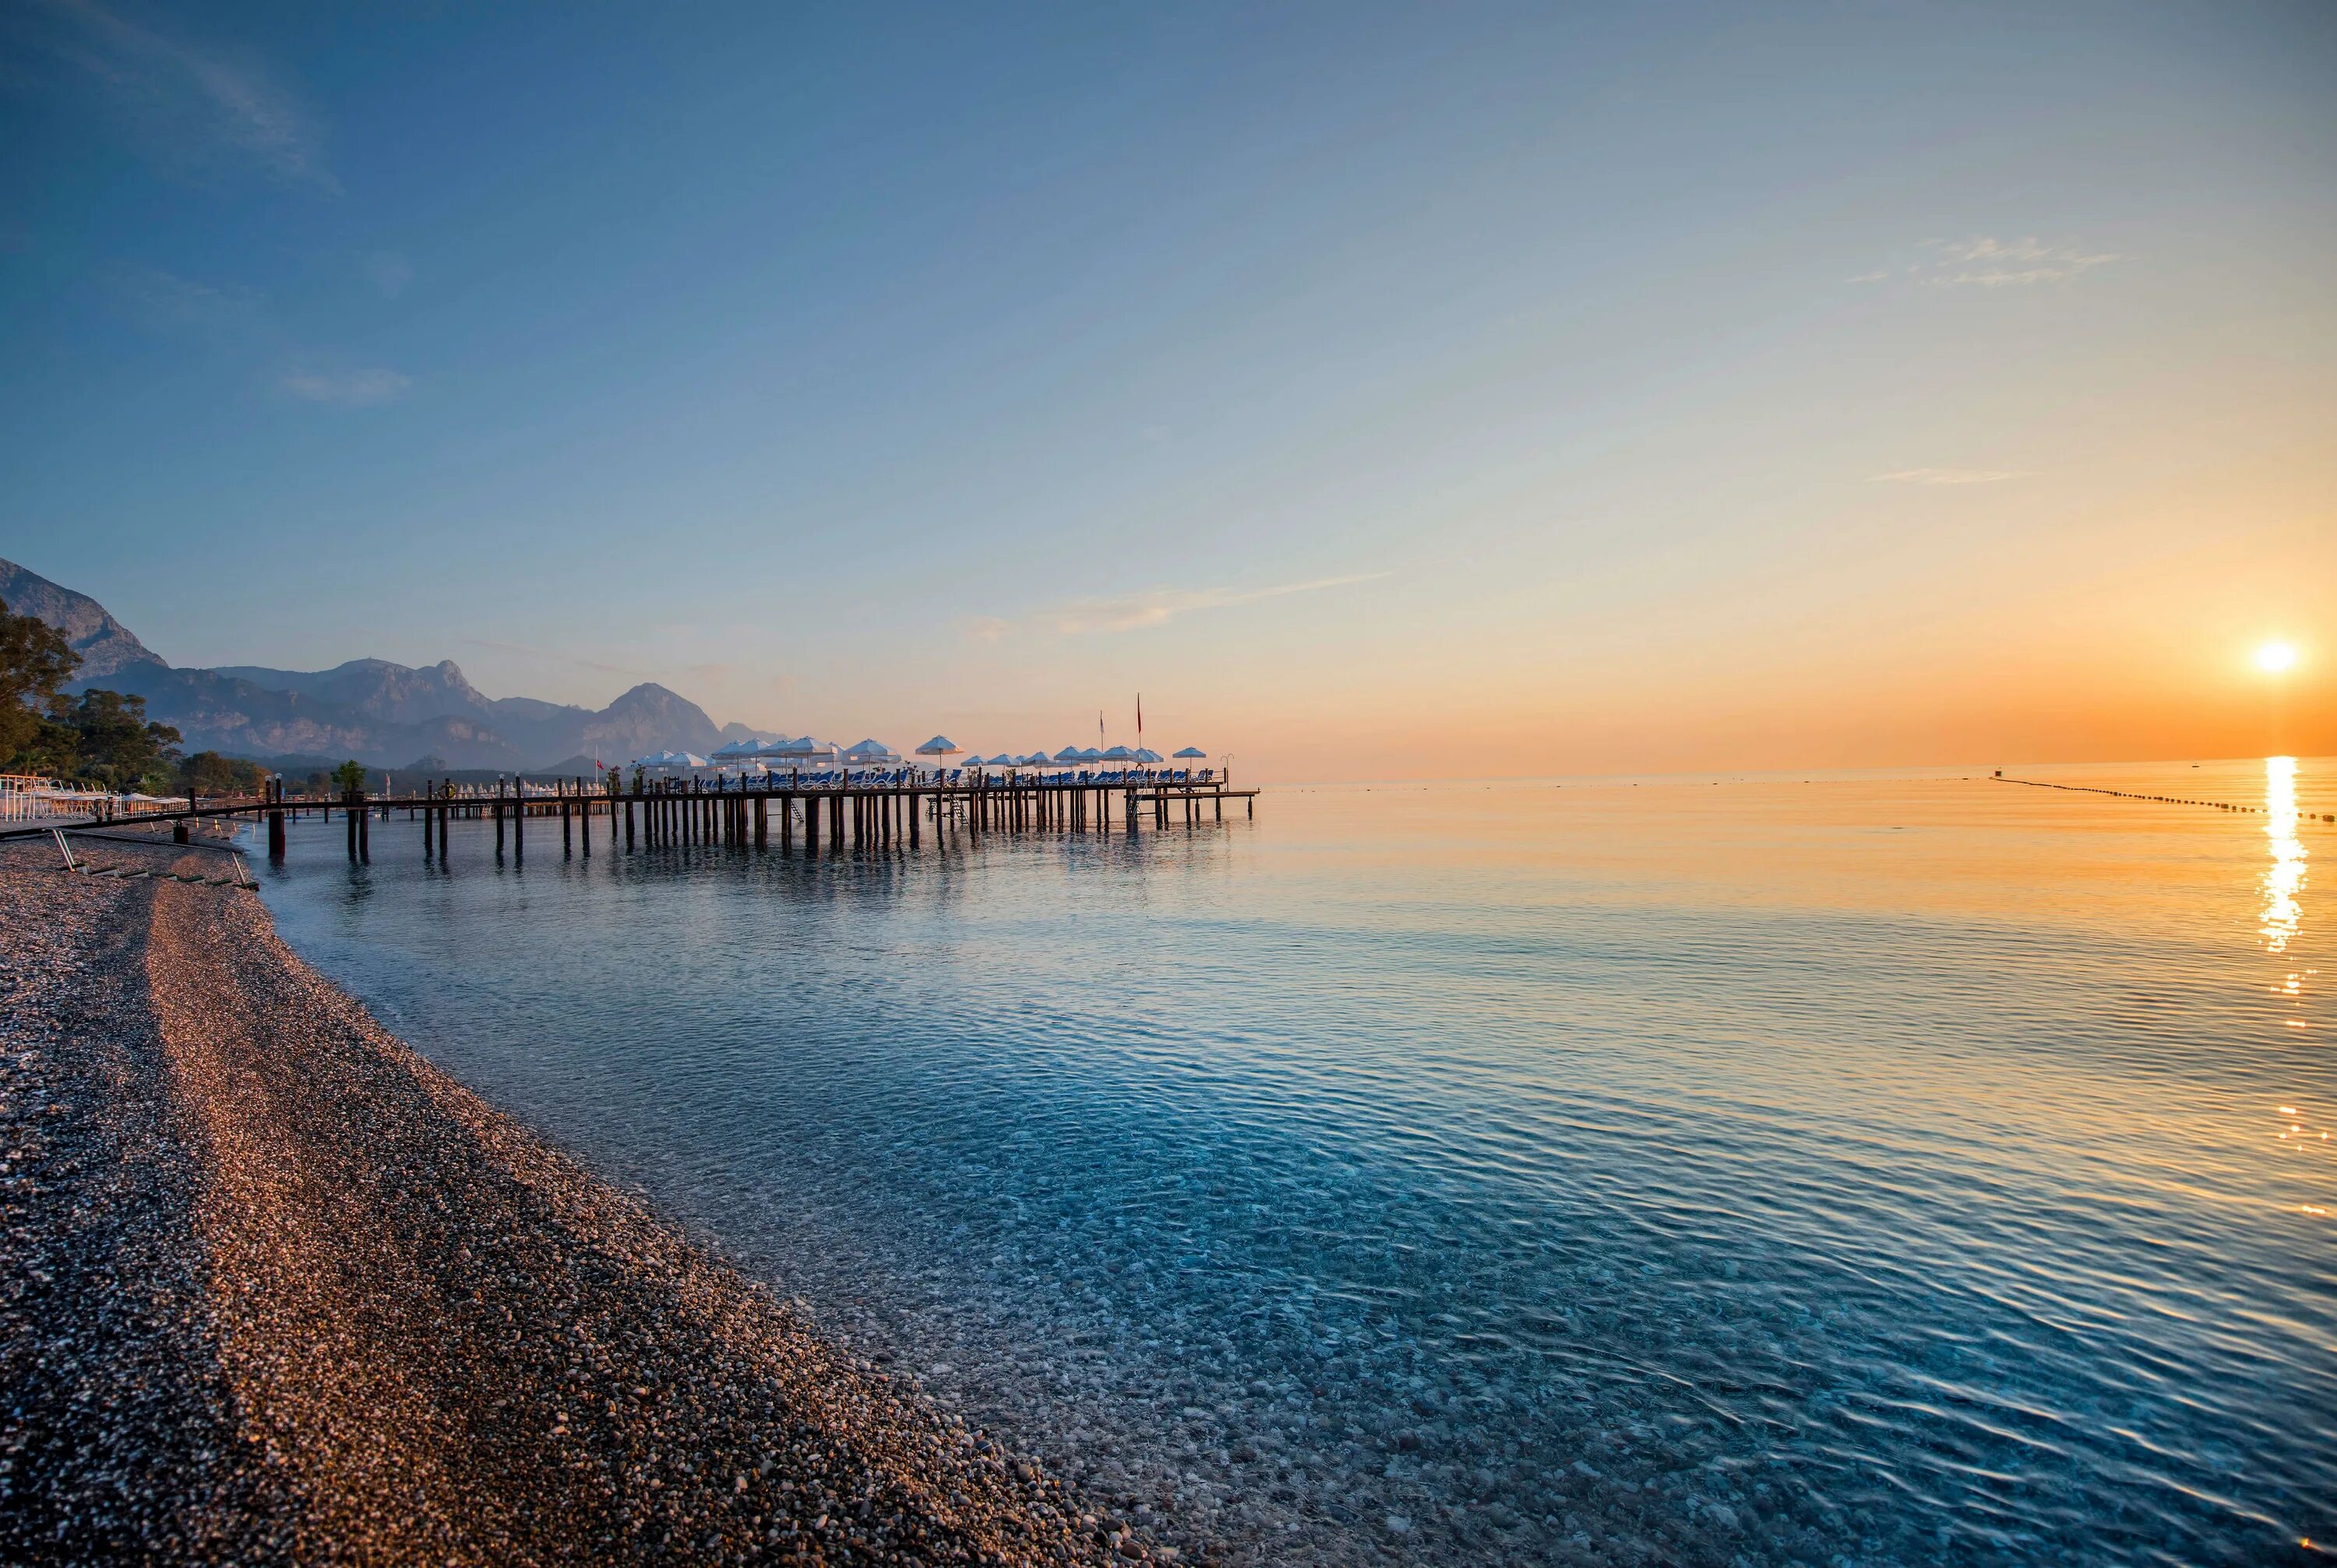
top-left (3, 556), bottom-right (739, 771)
top-left (211, 657), bottom-right (497, 725)
top-left (1, 555), bottom-right (166, 681)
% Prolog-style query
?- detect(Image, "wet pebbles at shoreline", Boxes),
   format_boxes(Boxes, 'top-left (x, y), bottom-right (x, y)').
top-left (1, 837), bottom-right (1165, 1565)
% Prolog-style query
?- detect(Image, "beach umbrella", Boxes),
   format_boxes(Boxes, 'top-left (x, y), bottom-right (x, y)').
top-left (1100, 745), bottom-right (1136, 763)
top-left (677, 752), bottom-right (710, 770)
top-left (1173, 746), bottom-right (1207, 759)
top-left (1079, 747), bottom-right (1105, 763)
top-left (916, 735), bottom-right (961, 758)
top-left (1134, 748), bottom-right (1162, 764)
top-left (843, 738), bottom-right (901, 764)
top-left (1054, 745), bottom-right (1087, 763)
top-left (751, 735), bottom-right (799, 759)
top-left (710, 738), bottom-right (760, 759)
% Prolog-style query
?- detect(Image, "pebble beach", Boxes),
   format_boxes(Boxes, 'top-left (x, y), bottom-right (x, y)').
top-left (0, 834), bottom-right (1152, 1566)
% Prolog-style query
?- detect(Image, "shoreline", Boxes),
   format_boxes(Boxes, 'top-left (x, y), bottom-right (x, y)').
top-left (0, 837), bottom-right (1158, 1565)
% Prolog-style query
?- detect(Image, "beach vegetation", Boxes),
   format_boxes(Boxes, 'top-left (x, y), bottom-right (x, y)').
top-left (331, 759), bottom-right (368, 797)
top-left (51, 689), bottom-right (184, 793)
top-left (178, 751), bottom-right (270, 798)
top-left (0, 596), bottom-right (80, 766)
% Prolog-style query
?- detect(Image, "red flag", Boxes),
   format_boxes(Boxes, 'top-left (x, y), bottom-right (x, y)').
top-left (1137, 692), bottom-right (1143, 744)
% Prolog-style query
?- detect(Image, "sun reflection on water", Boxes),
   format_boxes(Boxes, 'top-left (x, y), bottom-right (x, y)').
top-left (2261, 756), bottom-right (2307, 956)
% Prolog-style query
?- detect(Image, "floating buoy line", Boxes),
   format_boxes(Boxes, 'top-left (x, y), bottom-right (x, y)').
top-left (1991, 775), bottom-right (2335, 825)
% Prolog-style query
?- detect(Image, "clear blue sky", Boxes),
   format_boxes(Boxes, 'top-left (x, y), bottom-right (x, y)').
top-left (3, 2), bottom-right (2331, 775)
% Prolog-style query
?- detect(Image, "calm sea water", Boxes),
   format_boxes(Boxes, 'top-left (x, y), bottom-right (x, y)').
top-left (246, 761), bottom-right (2334, 1566)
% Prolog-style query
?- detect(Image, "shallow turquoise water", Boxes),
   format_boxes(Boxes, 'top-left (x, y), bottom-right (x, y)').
top-left (249, 761), bottom-right (2335, 1566)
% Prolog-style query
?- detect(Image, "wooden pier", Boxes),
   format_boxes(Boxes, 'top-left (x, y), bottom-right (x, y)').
top-left (2, 773), bottom-right (1258, 865)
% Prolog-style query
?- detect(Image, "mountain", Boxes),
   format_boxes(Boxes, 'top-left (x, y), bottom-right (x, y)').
top-left (210, 657), bottom-right (495, 726)
top-left (4, 557), bottom-right (738, 771)
top-left (1, 555), bottom-right (167, 681)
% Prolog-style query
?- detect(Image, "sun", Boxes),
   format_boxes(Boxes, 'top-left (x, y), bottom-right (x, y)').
top-left (2254, 641), bottom-right (2300, 674)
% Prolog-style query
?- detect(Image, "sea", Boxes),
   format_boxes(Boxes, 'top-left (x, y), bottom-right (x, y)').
top-left (245, 758), bottom-right (2334, 1566)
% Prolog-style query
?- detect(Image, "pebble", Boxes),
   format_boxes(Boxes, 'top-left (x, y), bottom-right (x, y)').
top-left (0, 836), bottom-right (1134, 1564)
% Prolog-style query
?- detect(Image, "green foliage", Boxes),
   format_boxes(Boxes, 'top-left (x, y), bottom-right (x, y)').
top-left (0, 596), bottom-right (82, 770)
top-left (331, 759), bottom-right (368, 796)
top-left (178, 751), bottom-right (269, 798)
top-left (53, 689), bottom-right (183, 792)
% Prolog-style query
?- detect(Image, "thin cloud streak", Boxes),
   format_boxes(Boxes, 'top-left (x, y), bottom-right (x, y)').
top-left (1926, 237), bottom-right (2120, 287)
top-left (281, 367), bottom-right (412, 406)
top-left (1849, 237), bottom-right (2121, 289)
top-left (114, 265), bottom-right (262, 340)
top-left (462, 638), bottom-right (650, 682)
top-left (38, 0), bottom-right (337, 190)
top-left (1013, 572), bottom-right (1390, 637)
top-left (365, 252), bottom-right (414, 298)
top-left (1873, 468), bottom-right (2019, 485)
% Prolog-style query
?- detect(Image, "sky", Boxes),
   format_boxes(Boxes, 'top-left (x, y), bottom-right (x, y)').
top-left (2, 1), bottom-right (2332, 780)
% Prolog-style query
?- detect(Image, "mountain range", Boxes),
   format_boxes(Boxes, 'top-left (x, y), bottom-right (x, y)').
top-left (3, 556), bottom-right (753, 773)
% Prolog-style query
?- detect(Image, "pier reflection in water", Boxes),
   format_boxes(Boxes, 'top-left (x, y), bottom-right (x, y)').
top-left (249, 761), bottom-right (2333, 1566)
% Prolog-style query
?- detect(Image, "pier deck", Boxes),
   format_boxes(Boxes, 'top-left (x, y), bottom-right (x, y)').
top-left (2, 775), bottom-right (1259, 864)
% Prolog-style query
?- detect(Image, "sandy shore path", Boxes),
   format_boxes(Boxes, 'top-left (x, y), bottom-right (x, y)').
top-left (1, 838), bottom-right (1140, 1566)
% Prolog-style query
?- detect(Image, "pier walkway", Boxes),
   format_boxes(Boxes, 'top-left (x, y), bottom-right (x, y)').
top-left (0, 774), bottom-right (1259, 864)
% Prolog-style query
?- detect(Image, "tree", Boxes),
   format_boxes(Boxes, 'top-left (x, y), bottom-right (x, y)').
top-left (178, 751), bottom-right (268, 797)
top-left (57, 689), bottom-right (182, 793)
top-left (1, 596), bottom-right (80, 769)
top-left (331, 759), bottom-right (367, 797)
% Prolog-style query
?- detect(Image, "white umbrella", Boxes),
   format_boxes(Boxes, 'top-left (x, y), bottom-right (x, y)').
top-left (1100, 745), bottom-right (1136, 763)
top-left (916, 735), bottom-right (961, 757)
top-left (1053, 746), bottom-right (1087, 763)
top-left (1173, 746), bottom-right (1207, 759)
top-left (843, 738), bottom-right (901, 765)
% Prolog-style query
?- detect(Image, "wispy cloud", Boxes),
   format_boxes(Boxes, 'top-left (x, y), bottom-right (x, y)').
top-left (989, 572), bottom-right (1388, 640)
top-left (1924, 237), bottom-right (2120, 287)
top-left (364, 252), bottom-right (414, 298)
top-left (1849, 237), bottom-right (2121, 290)
top-left (281, 366), bottom-right (411, 406)
top-left (33, 0), bottom-right (337, 190)
top-left (115, 264), bottom-right (262, 340)
top-left (1872, 467), bottom-right (2019, 485)
top-left (108, 265), bottom-right (410, 408)
top-left (463, 638), bottom-right (649, 680)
